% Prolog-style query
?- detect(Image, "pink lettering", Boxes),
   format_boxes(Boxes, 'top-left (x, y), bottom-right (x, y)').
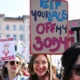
top-left (44, 38), bottom-right (52, 48)
top-left (33, 36), bottom-right (43, 51)
top-left (1, 55), bottom-right (15, 61)
top-left (59, 37), bottom-right (68, 50)
top-left (49, 37), bottom-right (60, 52)
top-left (33, 36), bottom-right (69, 52)
top-left (36, 22), bottom-right (56, 34)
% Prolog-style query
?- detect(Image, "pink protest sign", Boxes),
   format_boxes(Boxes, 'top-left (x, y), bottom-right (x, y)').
top-left (68, 27), bottom-right (77, 46)
top-left (30, 0), bottom-right (69, 54)
top-left (0, 38), bottom-right (15, 61)
top-left (69, 20), bottom-right (80, 45)
top-left (69, 20), bottom-right (80, 28)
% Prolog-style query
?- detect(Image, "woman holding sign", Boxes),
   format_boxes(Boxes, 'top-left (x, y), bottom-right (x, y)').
top-left (28, 54), bottom-right (58, 80)
top-left (2, 56), bottom-right (28, 80)
top-left (61, 42), bottom-right (80, 80)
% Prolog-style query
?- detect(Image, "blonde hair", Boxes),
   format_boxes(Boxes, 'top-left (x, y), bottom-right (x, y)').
top-left (52, 65), bottom-right (56, 75)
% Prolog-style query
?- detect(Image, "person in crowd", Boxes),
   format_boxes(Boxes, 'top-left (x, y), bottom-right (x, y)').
top-left (21, 62), bottom-right (30, 76)
top-left (52, 65), bottom-right (56, 75)
top-left (59, 67), bottom-right (64, 80)
top-left (61, 42), bottom-right (80, 80)
top-left (2, 56), bottom-right (28, 80)
top-left (28, 54), bottom-right (58, 80)
top-left (56, 67), bottom-right (63, 80)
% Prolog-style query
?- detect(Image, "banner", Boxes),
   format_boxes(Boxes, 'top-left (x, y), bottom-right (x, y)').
top-left (30, 0), bottom-right (68, 54)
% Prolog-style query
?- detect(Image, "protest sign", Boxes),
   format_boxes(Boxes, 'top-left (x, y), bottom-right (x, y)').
top-left (68, 27), bottom-right (77, 45)
top-left (0, 38), bottom-right (15, 61)
top-left (69, 20), bottom-right (80, 43)
top-left (69, 20), bottom-right (80, 29)
top-left (17, 41), bottom-right (30, 62)
top-left (30, 0), bottom-right (68, 54)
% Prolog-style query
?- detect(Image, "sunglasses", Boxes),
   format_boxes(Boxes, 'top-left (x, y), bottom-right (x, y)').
top-left (72, 64), bottom-right (80, 75)
top-left (9, 61), bottom-right (21, 66)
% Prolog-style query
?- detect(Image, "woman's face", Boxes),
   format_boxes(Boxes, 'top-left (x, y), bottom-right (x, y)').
top-left (22, 64), bottom-right (28, 71)
top-left (71, 55), bottom-right (80, 80)
top-left (5, 57), bottom-right (21, 74)
top-left (33, 55), bottom-right (48, 77)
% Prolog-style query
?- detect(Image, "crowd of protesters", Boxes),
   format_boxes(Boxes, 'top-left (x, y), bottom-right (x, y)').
top-left (0, 50), bottom-right (63, 80)
top-left (0, 42), bottom-right (80, 80)
top-left (0, 54), bottom-right (60, 80)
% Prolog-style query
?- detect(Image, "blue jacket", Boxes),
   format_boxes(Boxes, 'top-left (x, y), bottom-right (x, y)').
top-left (4, 75), bottom-right (28, 80)
top-left (18, 75), bottom-right (28, 80)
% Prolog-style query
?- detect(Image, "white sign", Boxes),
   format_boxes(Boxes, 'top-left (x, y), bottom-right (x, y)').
top-left (17, 41), bottom-right (30, 62)
top-left (0, 38), bottom-right (15, 61)
top-left (30, 0), bottom-right (68, 54)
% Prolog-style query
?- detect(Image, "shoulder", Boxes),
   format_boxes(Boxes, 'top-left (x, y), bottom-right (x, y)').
top-left (18, 75), bottom-right (29, 80)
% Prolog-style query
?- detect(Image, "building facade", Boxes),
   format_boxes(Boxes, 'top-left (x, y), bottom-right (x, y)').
top-left (0, 14), bottom-right (30, 55)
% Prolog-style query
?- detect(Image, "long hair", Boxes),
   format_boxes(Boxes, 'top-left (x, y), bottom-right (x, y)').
top-left (28, 54), bottom-right (50, 80)
top-left (2, 61), bottom-right (8, 78)
top-left (2, 56), bottom-right (22, 78)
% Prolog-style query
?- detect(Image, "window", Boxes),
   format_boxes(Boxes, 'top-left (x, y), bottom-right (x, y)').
top-left (6, 25), bottom-right (9, 30)
top-left (13, 25), bottom-right (16, 30)
top-left (13, 34), bottom-right (17, 40)
top-left (6, 34), bottom-right (10, 38)
top-left (20, 25), bottom-right (23, 30)
top-left (20, 34), bottom-right (24, 41)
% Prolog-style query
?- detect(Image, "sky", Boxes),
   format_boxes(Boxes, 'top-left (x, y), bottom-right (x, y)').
top-left (0, 0), bottom-right (30, 17)
top-left (0, 0), bottom-right (80, 20)
top-left (68, 0), bottom-right (80, 20)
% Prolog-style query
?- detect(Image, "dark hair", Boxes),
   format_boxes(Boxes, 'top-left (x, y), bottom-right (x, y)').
top-left (0, 75), bottom-right (3, 80)
top-left (28, 54), bottom-right (50, 80)
top-left (61, 42), bottom-right (80, 80)
top-left (2, 61), bottom-right (8, 78)
top-left (2, 56), bottom-right (22, 78)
